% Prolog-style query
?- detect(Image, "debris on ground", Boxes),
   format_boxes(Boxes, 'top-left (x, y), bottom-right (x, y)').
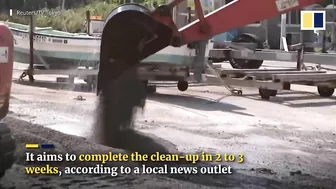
top-left (74, 95), bottom-right (86, 101)
top-left (3, 81), bottom-right (336, 189)
top-left (290, 170), bottom-right (302, 176)
top-left (255, 168), bottom-right (276, 175)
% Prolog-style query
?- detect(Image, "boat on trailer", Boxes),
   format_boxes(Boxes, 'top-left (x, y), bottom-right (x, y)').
top-left (2, 21), bottom-right (101, 69)
top-left (2, 21), bottom-right (195, 70)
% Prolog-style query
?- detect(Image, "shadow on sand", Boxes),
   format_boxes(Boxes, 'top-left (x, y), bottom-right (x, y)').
top-left (148, 93), bottom-right (253, 117)
top-left (13, 79), bottom-right (94, 93)
top-left (243, 90), bottom-right (336, 108)
top-left (14, 79), bottom-right (253, 116)
top-left (14, 76), bottom-right (336, 109)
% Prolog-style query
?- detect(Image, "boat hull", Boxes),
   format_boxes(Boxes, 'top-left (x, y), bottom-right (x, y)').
top-left (5, 21), bottom-right (100, 69)
top-left (143, 46), bottom-right (195, 65)
top-left (13, 45), bottom-right (195, 69)
top-left (6, 21), bottom-right (196, 70)
top-left (13, 46), bottom-right (100, 69)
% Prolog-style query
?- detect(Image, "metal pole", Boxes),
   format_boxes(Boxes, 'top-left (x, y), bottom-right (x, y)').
top-left (29, 15), bottom-right (35, 82)
top-left (322, 30), bottom-right (327, 53)
top-left (173, 7), bottom-right (177, 23)
top-left (280, 14), bottom-right (287, 50)
top-left (264, 20), bottom-right (269, 48)
top-left (332, 0), bottom-right (335, 50)
top-left (194, 40), bottom-right (207, 82)
top-left (62, 0), bottom-right (65, 10)
top-left (86, 11), bottom-right (90, 35)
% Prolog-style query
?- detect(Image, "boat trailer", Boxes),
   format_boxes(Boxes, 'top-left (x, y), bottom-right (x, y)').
top-left (17, 0), bottom-right (336, 99)
top-left (17, 62), bottom-right (190, 92)
top-left (17, 37), bottom-right (336, 98)
top-left (16, 13), bottom-right (191, 92)
top-left (209, 41), bottom-right (336, 100)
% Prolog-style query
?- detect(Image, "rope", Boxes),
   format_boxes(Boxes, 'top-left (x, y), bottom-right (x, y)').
top-left (204, 62), bottom-right (243, 103)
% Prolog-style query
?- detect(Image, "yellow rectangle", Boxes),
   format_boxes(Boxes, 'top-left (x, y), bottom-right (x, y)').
top-left (302, 12), bottom-right (313, 28)
top-left (26, 144), bottom-right (39, 149)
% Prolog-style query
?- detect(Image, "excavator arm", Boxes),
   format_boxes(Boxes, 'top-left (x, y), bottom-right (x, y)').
top-left (94, 0), bottom-right (323, 146)
top-left (101, 0), bottom-right (322, 63)
top-left (177, 0), bottom-right (322, 44)
top-left (97, 0), bottom-right (323, 94)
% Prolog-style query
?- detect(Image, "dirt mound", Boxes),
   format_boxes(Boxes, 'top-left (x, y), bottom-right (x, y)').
top-left (1, 117), bottom-right (212, 189)
top-left (4, 115), bottom-right (178, 166)
top-left (2, 111), bottom-right (336, 189)
top-left (4, 116), bottom-right (133, 167)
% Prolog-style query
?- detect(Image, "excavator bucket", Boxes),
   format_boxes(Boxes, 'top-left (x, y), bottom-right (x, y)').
top-left (94, 4), bottom-right (173, 146)
top-left (97, 4), bottom-right (174, 93)
top-left (101, 4), bottom-right (173, 63)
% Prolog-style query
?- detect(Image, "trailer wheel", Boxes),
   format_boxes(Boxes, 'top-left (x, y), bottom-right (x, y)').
top-left (317, 86), bottom-right (334, 97)
top-left (0, 122), bottom-right (16, 178)
top-left (177, 81), bottom-right (188, 92)
top-left (230, 33), bottom-right (264, 69)
top-left (259, 88), bottom-right (277, 100)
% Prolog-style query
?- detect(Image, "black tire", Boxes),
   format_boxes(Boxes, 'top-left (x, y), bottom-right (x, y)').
top-left (0, 122), bottom-right (16, 178)
top-left (177, 81), bottom-right (188, 92)
top-left (259, 88), bottom-right (277, 100)
top-left (317, 86), bottom-right (334, 97)
top-left (230, 33), bottom-right (264, 69)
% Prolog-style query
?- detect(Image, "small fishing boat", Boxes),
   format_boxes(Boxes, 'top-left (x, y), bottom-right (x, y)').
top-left (3, 21), bottom-right (101, 69)
top-left (2, 21), bottom-right (196, 70)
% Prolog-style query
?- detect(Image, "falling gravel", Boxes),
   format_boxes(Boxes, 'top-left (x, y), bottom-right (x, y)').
top-left (91, 62), bottom-right (147, 148)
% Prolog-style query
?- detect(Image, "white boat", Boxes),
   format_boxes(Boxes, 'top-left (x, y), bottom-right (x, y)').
top-left (2, 21), bottom-right (101, 69)
top-left (2, 21), bottom-right (195, 70)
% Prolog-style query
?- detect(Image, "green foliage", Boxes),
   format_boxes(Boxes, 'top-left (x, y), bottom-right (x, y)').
top-left (0, 0), bottom-right (166, 33)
